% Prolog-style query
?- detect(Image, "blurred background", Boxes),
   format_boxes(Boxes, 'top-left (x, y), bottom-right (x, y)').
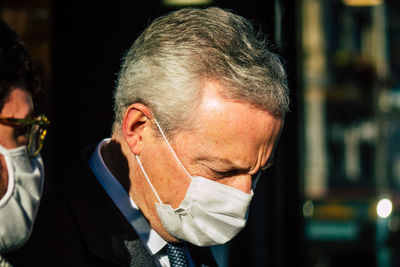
top-left (2, 0), bottom-right (400, 266)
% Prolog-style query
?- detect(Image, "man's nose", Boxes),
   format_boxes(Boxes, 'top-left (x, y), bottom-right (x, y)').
top-left (223, 174), bottom-right (252, 194)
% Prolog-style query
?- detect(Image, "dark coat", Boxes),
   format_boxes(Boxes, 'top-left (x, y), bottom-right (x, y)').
top-left (6, 145), bottom-right (217, 267)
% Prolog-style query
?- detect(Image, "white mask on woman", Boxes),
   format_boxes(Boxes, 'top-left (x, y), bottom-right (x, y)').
top-left (0, 145), bottom-right (44, 252)
top-left (135, 119), bottom-right (254, 247)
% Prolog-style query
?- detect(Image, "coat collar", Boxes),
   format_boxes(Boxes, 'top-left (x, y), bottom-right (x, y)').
top-left (62, 145), bottom-right (156, 266)
top-left (62, 144), bottom-right (218, 267)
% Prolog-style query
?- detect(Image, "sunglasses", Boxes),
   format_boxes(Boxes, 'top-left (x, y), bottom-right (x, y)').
top-left (0, 114), bottom-right (50, 157)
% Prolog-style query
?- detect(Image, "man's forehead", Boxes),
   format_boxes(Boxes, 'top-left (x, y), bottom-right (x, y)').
top-left (196, 80), bottom-right (277, 118)
top-left (172, 84), bottom-right (282, 174)
top-left (195, 92), bottom-right (281, 132)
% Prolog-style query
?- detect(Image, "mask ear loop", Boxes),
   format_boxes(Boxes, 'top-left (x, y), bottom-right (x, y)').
top-left (134, 117), bottom-right (192, 205)
top-left (135, 154), bottom-right (163, 204)
top-left (153, 118), bottom-right (192, 178)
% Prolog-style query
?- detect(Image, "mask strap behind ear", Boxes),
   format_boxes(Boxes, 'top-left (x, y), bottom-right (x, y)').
top-left (135, 154), bottom-right (163, 204)
top-left (153, 118), bottom-right (192, 178)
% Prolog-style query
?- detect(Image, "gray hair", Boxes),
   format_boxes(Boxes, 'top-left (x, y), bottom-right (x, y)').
top-left (113, 7), bottom-right (289, 136)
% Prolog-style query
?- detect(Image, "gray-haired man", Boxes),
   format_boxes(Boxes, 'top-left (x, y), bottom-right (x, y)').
top-left (9, 7), bottom-right (288, 267)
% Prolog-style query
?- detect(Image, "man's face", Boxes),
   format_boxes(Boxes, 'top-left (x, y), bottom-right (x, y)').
top-left (139, 81), bottom-right (283, 210)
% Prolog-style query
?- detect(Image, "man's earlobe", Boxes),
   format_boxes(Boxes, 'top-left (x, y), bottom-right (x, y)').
top-left (121, 104), bottom-right (152, 155)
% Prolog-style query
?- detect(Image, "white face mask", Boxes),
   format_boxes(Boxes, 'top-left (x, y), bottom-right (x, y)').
top-left (135, 119), bottom-right (255, 246)
top-left (0, 145), bottom-right (44, 253)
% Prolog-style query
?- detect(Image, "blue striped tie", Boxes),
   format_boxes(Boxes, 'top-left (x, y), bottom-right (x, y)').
top-left (166, 242), bottom-right (189, 267)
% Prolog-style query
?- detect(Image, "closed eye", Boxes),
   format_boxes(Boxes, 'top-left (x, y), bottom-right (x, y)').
top-left (212, 169), bottom-right (242, 178)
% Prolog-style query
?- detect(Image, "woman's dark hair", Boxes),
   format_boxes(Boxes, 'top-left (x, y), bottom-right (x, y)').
top-left (0, 19), bottom-right (40, 111)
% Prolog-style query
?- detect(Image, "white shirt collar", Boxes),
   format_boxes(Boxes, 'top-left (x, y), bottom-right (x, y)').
top-left (88, 138), bottom-right (167, 256)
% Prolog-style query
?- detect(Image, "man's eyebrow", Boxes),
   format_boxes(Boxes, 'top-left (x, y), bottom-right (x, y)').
top-left (198, 156), bottom-right (251, 172)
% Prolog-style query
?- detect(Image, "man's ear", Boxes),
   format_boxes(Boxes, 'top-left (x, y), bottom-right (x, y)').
top-left (121, 103), bottom-right (152, 156)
